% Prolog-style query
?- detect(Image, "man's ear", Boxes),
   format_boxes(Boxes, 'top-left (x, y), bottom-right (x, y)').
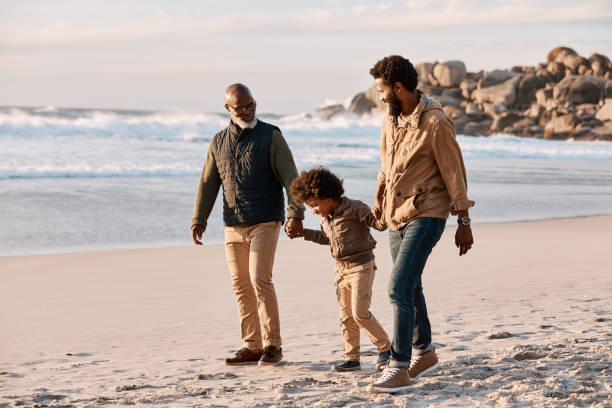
top-left (224, 104), bottom-right (230, 113)
top-left (394, 82), bottom-right (403, 94)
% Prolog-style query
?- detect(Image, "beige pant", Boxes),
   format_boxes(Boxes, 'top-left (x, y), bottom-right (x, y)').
top-left (336, 260), bottom-right (391, 361)
top-left (225, 221), bottom-right (282, 350)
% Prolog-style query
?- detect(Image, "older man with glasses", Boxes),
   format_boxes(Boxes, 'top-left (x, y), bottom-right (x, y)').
top-left (191, 83), bottom-right (304, 366)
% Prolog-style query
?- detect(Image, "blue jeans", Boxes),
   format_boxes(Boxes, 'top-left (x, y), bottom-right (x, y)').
top-left (388, 217), bottom-right (446, 367)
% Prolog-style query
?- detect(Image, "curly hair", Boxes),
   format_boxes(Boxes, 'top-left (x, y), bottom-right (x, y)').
top-left (369, 55), bottom-right (419, 92)
top-left (290, 167), bottom-right (344, 205)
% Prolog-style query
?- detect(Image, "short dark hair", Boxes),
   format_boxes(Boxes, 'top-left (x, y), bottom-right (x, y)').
top-left (290, 167), bottom-right (344, 205)
top-left (369, 55), bottom-right (419, 92)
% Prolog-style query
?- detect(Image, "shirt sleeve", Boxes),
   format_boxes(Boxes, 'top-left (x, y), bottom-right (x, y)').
top-left (303, 227), bottom-right (330, 245)
top-left (269, 129), bottom-right (305, 219)
top-left (431, 116), bottom-right (475, 215)
top-left (191, 143), bottom-right (222, 228)
top-left (372, 120), bottom-right (388, 222)
top-left (353, 200), bottom-right (387, 231)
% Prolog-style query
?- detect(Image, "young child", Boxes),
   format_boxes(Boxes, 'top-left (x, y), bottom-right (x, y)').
top-left (289, 167), bottom-right (391, 372)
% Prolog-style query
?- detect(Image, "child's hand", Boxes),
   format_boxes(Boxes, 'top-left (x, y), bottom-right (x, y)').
top-left (374, 220), bottom-right (387, 231)
top-left (285, 218), bottom-right (304, 239)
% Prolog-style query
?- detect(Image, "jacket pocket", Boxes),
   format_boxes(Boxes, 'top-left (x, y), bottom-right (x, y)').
top-left (392, 185), bottom-right (426, 222)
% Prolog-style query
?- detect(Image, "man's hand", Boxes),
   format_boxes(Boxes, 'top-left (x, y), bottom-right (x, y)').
top-left (284, 218), bottom-right (304, 239)
top-left (191, 224), bottom-right (206, 245)
top-left (455, 224), bottom-right (473, 256)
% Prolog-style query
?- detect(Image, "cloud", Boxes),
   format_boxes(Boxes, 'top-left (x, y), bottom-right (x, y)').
top-left (1, 1), bottom-right (611, 49)
top-left (353, 3), bottom-right (396, 14)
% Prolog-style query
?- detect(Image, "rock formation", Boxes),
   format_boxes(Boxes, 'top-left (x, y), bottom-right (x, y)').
top-left (318, 46), bottom-right (612, 140)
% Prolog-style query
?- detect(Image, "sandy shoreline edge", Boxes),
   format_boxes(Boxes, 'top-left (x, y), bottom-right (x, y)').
top-left (1, 215), bottom-right (610, 407)
top-left (3, 213), bottom-right (612, 259)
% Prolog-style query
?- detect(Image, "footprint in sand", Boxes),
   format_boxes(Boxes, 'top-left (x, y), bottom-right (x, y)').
top-left (193, 372), bottom-right (238, 380)
top-left (488, 332), bottom-right (513, 339)
top-left (32, 394), bottom-right (67, 403)
top-left (115, 384), bottom-right (152, 392)
top-left (512, 351), bottom-right (548, 361)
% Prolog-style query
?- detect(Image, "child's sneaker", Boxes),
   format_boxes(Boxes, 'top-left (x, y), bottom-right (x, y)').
top-left (331, 360), bottom-right (361, 372)
top-left (376, 350), bottom-right (391, 371)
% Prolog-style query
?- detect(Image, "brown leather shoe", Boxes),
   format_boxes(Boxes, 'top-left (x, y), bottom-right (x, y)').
top-left (367, 367), bottom-right (412, 394)
top-left (225, 347), bottom-right (263, 366)
top-left (409, 348), bottom-right (440, 379)
top-left (258, 345), bottom-right (283, 366)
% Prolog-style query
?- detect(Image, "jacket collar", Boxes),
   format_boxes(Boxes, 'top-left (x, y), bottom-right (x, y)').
top-left (329, 197), bottom-right (350, 218)
top-left (228, 118), bottom-right (259, 136)
top-left (388, 90), bottom-right (427, 131)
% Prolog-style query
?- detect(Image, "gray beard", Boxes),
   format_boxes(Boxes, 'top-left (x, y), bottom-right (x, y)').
top-left (234, 117), bottom-right (258, 129)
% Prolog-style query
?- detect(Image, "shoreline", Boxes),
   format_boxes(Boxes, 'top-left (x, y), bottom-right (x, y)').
top-left (2, 212), bottom-right (611, 258)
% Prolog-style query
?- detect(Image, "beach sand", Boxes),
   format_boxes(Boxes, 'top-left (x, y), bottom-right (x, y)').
top-left (1, 216), bottom-right (610, 407)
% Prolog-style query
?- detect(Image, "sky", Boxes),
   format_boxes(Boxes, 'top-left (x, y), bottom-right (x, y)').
top-left (1, 0), bottom-right (611, 114)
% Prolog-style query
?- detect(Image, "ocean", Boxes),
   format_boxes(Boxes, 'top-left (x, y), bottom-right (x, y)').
top-left (1, 106), bottom-right (612, 256)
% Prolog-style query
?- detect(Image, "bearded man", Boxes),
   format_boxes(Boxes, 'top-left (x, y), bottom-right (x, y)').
top-left (366, 56), bottom-right (475, 393)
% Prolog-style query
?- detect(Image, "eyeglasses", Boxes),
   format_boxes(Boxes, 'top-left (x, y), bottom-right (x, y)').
top-left (226, 100), bottom-right (256, 113)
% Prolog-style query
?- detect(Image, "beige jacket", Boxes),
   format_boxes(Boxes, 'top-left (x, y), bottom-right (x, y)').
top-left (372, 93), bottom-right (475, 231)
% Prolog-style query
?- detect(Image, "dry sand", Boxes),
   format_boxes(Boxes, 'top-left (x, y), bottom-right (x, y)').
top-left (1, 216), bottom-right (611, 407)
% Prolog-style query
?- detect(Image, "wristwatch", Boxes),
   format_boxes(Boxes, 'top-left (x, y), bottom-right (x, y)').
top-left (458, 216), bottom-right (471, 226)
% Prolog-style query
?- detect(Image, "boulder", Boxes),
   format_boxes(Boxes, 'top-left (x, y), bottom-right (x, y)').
top-left (553, 75), bottom-right (606, 105)
top-left (491, 112), bottom-right (523, 132)
top-left (512, 117), bottom-right (536, 129)
top-left (433, 61), bottom-right (467, 87)
top-left (442, 87), bottom-right (463, 99)
top-left (544, 113), bottom-right (579, 136)
top-left (587, 126), bottom-right (612, 140)
top-left (575, 103), bottom-right (599, 117)
top-left (591, 58), bottom-right (609, 77)
top-left (595, 99), bottom-right (612, 122)
top-left (472, 76), bottom-right (522, 106)
top-left (478, 70), bottom-right (516, 89)
top-left (588, 53), bottom-right (610, 68)
top-left (564, 54), bottom-right (588, 73)
top-left (442, 105), bottom-right (465, 119)
top-left (546, 61), bottom-right (566, 82)
top-left (463, 120), bottom-right (492, 135)
top-left (482, 102), bottom-right (508, 117)
top-left (460, 78), bottom-right (477, 99)
top-left (535, 86), bottom-right (554, 105)
top-left (315, 104), bottom-right (346, 120)
top-left (516, 74), bottom-right (549, 105)
top-left (578, 65), bottom-right (590, 75)
top-left (465, 102), bottom-right (481, 116)
top-left (418, 83), bottom-right (444, 96)
top-left (526, 104), bottom-right (544, 121)
top-left (546, 47), bottom-right (578, 62)
top-left (521, 125), bottom-right (544, 138)
top-left (347, 92), bottom-right (376, 115)
top-left (452, 115), bottom-right (469, 133)
top-left (438, 95), bottom-right (462, 107)
top-left (592, 63), bottom-right (605, 77)
top-left (415, 62), bottom-right (436, 85)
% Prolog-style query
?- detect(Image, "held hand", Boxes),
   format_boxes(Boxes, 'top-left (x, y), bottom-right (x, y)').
top-left (284, 218), bottom-right (304, 239)
top-left (455, 224), bottom-right (473, 256)
top-left (191, 224), bottom-right (206, 245)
